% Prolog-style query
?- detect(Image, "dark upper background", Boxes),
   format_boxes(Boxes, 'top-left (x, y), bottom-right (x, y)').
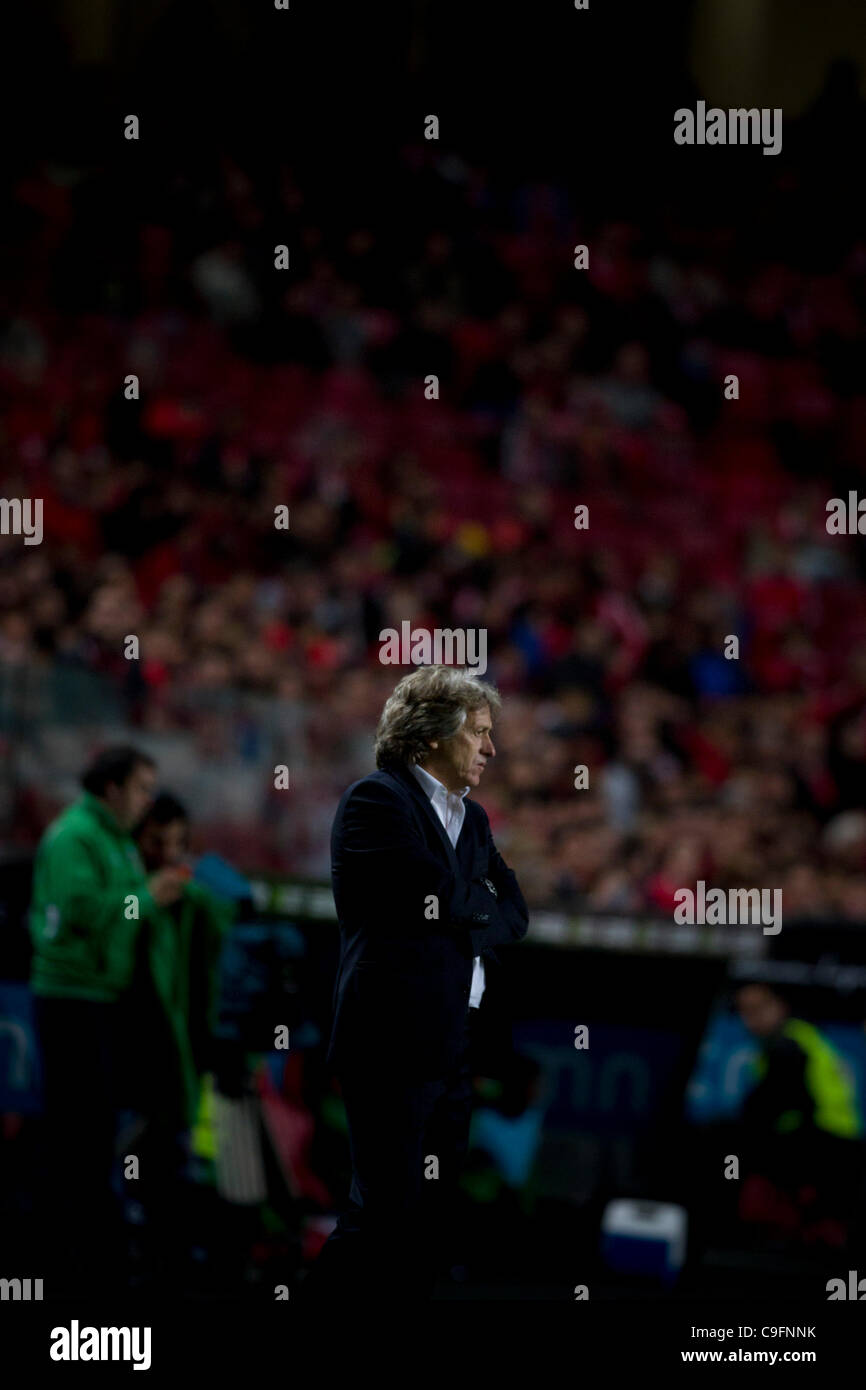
top-left (2, 0), bottom-right (866, 925)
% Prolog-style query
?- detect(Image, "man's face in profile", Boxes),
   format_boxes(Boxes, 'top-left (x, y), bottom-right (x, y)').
top-left (429, 703), bottom-right (496, 792)
top-left (108, 762), bottom-right (157, 830)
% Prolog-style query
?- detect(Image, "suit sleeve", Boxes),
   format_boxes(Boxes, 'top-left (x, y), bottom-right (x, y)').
top-left (450, 805), bottom-right (530, 953)
top-left (334, 779), bottom-right (526, 943)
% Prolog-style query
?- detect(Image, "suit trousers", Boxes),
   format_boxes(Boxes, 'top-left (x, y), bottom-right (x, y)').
top-left (301, 1007), bottom-right (477, 1303)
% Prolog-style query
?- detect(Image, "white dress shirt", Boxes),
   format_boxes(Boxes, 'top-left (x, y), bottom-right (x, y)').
top-left (411, 762), bottom-right (486, 1008)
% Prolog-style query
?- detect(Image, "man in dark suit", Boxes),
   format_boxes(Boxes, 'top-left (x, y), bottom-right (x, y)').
top-left (301, 665), bottom-right (528, 1301)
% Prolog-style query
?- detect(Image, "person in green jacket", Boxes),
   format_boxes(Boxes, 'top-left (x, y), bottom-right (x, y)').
top-left (126, 790), bottom-right (232, 1291)
top-left (131, 791), bottom-right (231, 1129)
top-left (29, 745), bottom-right (189, 1298)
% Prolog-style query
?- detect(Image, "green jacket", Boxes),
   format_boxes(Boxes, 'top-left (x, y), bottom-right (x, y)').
top-left (30, 792), bottom-right (232, 1126)
top-left (144, 880), bottom-right (232, 1127)
top-left (30, 792), bottom-right (158, 1000)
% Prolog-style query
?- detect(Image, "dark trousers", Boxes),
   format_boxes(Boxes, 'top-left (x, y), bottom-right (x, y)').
top-left (301, 1009), bottom-right (477, 1303)
top-left (34, 996), bottom-right (125, 1299)
top-left (115, 989), bottom-right (192, 1293)
top-left (119, 1111), bottom-right (192, 1290)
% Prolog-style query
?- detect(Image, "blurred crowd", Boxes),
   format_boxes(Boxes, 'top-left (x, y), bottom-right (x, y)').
top-left (3, 122), bottom-right (866, 922)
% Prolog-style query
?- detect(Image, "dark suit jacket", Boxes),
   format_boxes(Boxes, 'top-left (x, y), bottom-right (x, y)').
top-left (326, 759), bottom-right (529, 1079)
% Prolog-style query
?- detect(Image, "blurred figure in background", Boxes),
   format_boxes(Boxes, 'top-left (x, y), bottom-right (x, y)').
top-left (734, 983), bottom-right (865, 1250)
top-left (127, 791), bottom-right (232, 1294)
top-left (28, 747), bottom-right (188, 1298)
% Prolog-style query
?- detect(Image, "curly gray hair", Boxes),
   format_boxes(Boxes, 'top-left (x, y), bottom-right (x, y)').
top-left (374, 665), bottom-right (502, 769)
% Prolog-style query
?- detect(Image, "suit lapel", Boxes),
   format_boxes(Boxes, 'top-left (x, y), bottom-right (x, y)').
top-left (386, 761), bottom-right (463, 873)
top-left (385, 764), bottom-right (501, 970)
